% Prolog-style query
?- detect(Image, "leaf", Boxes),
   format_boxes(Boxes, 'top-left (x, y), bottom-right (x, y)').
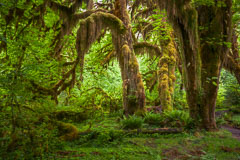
top-left (211, 77), bottom-right (218, 80)
top-left (212, 81), bottom-right (217, 86)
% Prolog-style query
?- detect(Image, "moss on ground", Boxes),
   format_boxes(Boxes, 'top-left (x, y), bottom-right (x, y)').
top-left (53, 115), bottom-right (240, 160)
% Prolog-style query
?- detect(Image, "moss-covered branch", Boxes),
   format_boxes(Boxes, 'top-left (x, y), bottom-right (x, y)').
top-left (223, 28), bottom-right (240, 84)
top-left (134, 42), bottom-right (162, 57)
top-left (76, 11), bottom-right (126, 80)
top-left (224, 54), bottom-right (240, 84)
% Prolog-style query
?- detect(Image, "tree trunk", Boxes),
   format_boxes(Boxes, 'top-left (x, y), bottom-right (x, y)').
top-left (158, 37), bottom-right (177, 111)
top-left (157, 0), bottom-right (202, 121)
top-left (157, 0), bottom-right (232, 130)
top-left (197, 1), bottom-right (232, 130)
top-left (112, 0), bottom-right (145, 115)
top-left (223, 28), bottom-right (240, 84)
top-left (179, 30), bottom-right (201, 120)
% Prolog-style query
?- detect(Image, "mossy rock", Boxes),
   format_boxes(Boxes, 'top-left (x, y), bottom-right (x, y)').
top-left (57, 122), bottom-right (79, 141)
top-left (52, 110), bottom-right (89, 122)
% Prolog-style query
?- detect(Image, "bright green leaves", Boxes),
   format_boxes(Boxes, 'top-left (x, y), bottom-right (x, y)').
top-left (206, 76), bottom-right (218, 86)
top-left (44, 7), bottom-right (60, 28)
top-left (150, 10), bottom-right (172, 44)
top-left (192, 0), bottom-right (215, 7)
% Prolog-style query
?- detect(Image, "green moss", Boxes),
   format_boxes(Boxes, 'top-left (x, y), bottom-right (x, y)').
top-left (57, 122), bottom-right (79, 141)
top-left (169, 74), bottom-right (176, 81)
top-left (137, 80), bottom-right (144, 89)
top-left (158, 37), bottom-right (177, 111)
top-left (52, 110), bottom-right (88, 122)
top-left (122, 44), bottom-right (131, 55)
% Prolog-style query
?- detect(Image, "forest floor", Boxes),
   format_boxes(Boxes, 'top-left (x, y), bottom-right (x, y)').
top-left (222, 125), bottom-right (240, 140)
top-left (52, 113), bottom-right (240, 160)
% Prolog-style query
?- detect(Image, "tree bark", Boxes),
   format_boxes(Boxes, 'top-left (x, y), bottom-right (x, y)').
top-left (157, 0), bottom-right (232, 130)
top-left (158, 1), bottom-right (202, 120)
top-left (197, 0), bottom-right (232, 130)
top-left (112, 0), bottom-right (145, 115)
top-left (223, 28), bottom-right (240, 84)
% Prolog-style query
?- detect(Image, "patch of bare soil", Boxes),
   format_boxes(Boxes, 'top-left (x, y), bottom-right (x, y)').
top-left (221, 146), bottom-right (240, 153)
top-left (162, 147), bottom-right (189, 160)
top-left (216, 110), bottom-right (240, 141)
top-left (144, 138), bottom-right (157, 148)
top-left (162, 146), bottom-right (205, 160)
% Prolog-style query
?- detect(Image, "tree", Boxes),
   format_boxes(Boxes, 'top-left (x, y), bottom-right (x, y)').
top-left (111, 0), bottom-right (146, 115)
top-left (156, 0), bottom-right (232, 129)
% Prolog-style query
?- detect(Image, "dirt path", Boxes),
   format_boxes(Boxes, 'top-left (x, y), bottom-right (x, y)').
top-left (215, 110), bottom-right (240, 141)
top-left (222, 125), bottom-right (240, 141)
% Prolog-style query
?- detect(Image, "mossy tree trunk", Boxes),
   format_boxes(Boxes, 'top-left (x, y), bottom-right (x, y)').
top-left (223, 28), bottom-right (240, 84)
top-left (157, 0), bottom-right (232, 130)
top-left (158, 37), bottom-right (177, 111)
top-left (160, 1), bottom-right (202, 121)
top-left (112, 0), bottom-right (145, 115)
top-left (177, 28), bottom-right (202, 121)
top-left (197, 1), bottom-right (232, 130)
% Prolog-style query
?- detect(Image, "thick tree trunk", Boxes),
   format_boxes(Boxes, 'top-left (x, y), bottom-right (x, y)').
top-left (156, 0), bottom-right (202, 121)
top-left (200, 47), bottom-right (221, 130)
top-left (112, 0), bottom-right (145, 115)
top-left (180, 33), bottom-right (201, 120)
top-left (157, 0), bottom-right (232, 130)
top-left (197, 1), bottom-right (232, 130)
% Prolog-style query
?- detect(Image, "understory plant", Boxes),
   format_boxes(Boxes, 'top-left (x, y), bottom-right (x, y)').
top-left (144, 112), bottom-right (164, 125)
top-left (144, 110), bottom-right (194, 129)
top-left (121, 115), bottom-right (144, 129)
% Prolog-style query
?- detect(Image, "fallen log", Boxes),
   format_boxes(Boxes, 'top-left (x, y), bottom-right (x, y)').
top-left (78, 128), bottom-right (183, 136)
top-left (127, 128), bottom-right (183, 134)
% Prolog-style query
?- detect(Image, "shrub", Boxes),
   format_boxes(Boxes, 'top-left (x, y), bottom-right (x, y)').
top-left (121, 115), bottom-right (144, 129)
top-left (231, 115), bottom-right (240, 128)
top-left (163, 110), bottom-right (194, 128)
top-left (220, 70), bottom-right (240, 106)
top-left (96, 130), bottom-right (124, 144)
top-left (164, 110), bottom-right (188, 121)
top-left (144, 112), bottom-right (164, 125)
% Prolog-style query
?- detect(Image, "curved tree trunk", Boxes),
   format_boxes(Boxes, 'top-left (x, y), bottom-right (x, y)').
top-left (223, 28), bottom-right (240, 84)
top-left (112, 0), bottom-right (145, 115)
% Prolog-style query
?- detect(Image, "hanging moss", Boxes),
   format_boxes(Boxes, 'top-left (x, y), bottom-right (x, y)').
top-left (133, 42), bottom-right (162, 58)
top-left (156, 0), bottom-right (199, 53)
top-left (76, 11), bottom-right (126, 80)
top-left (111, 0), bottom-right (146, 115)
top-left (122, 44), bottom-right (131, 55)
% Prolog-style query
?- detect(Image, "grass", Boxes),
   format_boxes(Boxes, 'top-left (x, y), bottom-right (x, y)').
top-left (51, 114), bottom-right (240, 160)
top-left (54, 130), bottom-right (240, 160)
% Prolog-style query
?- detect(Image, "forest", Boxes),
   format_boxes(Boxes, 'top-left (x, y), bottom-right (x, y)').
top-left (0, 0), bottom-right (240, 159)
